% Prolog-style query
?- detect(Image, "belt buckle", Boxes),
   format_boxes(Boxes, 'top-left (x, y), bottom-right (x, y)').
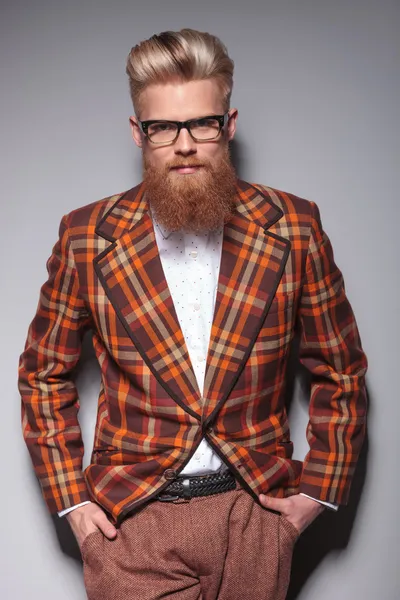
top-left (157, 478), bottom-right (192, 502)
top-left (181, 478), bottom-right (192, 499)
top-left (157, 493), bottom-right (181, 502)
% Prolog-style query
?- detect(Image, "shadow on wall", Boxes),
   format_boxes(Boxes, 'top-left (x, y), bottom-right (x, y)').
top-left (284, 332), bottom-right (369, 600)
top-left (230, 137), bottom-right (248, 180)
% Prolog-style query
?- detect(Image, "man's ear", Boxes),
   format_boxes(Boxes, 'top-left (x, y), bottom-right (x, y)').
top-left (226, 108), bottom-right (238, 142)
top-left (129, 116), bottom-right (143, 148)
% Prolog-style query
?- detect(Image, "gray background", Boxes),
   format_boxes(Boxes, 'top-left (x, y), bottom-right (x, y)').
top-left (1, 0), bottom-right (399, 598)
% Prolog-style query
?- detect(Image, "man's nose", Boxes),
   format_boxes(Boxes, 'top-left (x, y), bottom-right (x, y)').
top-left (173, 127), bottom-right (197, 155)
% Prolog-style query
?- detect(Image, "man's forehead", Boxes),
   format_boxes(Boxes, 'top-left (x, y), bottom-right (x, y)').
top-left (138, 80), bottom-right (225, 121)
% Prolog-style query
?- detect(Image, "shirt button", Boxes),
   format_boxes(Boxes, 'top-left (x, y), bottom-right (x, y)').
top-left (189, 250), bottom-right (198, 258)
top-left (197, 356), bottom-right (205, 362)
top-left (163, 469), bottom-right (177, 480)
top-left (193, 303), bottom-right (201, 311)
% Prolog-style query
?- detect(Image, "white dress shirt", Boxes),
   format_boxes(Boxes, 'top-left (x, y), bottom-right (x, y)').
top-left (58, 214), bottom-right (337, 515)
top-left (154, 219), bottom-right (228, 476)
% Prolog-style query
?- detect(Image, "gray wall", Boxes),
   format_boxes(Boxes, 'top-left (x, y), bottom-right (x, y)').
top-left (1, 0), bottom-right (399, 598)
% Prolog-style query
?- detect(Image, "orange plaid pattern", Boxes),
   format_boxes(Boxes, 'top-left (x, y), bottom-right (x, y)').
top-left (18, 179), bottom-right (368, 525)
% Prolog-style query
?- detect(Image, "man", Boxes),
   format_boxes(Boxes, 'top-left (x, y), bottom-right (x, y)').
top-left (19, 28), bottom-right (368, 600)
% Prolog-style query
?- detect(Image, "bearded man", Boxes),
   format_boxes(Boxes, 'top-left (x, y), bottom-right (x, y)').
top-left (18, 28), bottom-right (368, 600)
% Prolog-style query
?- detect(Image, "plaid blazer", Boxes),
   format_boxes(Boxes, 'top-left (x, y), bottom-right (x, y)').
top-left (19, 179), bottom-right (368, 525)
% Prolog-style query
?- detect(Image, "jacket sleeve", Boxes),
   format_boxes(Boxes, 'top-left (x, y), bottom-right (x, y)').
top-left (18, 215), bottom-right (93, 513)
top-left (297, 201), bottom-right (368, 505)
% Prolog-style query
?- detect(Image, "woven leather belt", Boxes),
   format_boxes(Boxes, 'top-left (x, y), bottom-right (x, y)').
top-left (157, 470), bottom-right (237, 502)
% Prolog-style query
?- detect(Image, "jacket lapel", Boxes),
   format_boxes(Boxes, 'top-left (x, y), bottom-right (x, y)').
top-left (94, 179), bottom-right (290, 423)
top-left (201, 180), bottom-right (291, 424)
top-left (94, 183), bottom-right (203, 419)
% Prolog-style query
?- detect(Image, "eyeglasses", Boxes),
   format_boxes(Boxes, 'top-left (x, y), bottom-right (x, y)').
top-left (139, 113), bottom-right (230, 145)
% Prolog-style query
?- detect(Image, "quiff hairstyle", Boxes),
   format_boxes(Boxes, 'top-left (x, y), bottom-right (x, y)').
top-left (126, 28), bottom-right (234, 118)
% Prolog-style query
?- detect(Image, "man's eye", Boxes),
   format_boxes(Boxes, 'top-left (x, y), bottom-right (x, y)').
top-left (196, 119), bottom-right (214, 127)
top-left (152, 123), bottom-right (174, 132)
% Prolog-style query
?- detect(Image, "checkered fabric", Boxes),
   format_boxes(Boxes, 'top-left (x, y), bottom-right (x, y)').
top-left (18, 179), bottom-right (368, 525)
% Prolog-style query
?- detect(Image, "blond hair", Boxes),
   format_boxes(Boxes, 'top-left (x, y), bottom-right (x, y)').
top-left (126, 28), bottom-right (234, 117)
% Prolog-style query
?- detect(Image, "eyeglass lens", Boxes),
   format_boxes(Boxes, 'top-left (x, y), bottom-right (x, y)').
top-left (147, 117), bottom-right (221, 143)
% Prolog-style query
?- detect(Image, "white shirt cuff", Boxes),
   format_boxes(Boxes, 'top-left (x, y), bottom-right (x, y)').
top-left (58, 501), bottom-right (92, 517)
top-left (299, 493), bottom-right (339, 511)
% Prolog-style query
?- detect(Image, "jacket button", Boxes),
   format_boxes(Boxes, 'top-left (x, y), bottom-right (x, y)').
top-left (164, 468), bottom-right (177, 480)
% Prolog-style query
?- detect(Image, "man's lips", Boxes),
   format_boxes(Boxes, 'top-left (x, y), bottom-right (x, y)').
top-left (170, 165), bottom-right (204, 173)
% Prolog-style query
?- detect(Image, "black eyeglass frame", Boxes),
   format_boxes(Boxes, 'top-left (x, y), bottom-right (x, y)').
top-left (138, 112), bottom-right (230, 144)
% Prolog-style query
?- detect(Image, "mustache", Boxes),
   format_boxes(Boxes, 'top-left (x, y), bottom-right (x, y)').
top-left (166, 160), bottom-right (210, 169)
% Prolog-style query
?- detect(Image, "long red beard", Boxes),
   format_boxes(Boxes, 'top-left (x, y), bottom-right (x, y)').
top-left (143, 145), bottom-right (238, 233)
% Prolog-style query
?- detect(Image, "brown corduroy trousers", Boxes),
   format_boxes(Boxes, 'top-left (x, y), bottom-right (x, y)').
top-left (81, 482), bottom-right (299, 600)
